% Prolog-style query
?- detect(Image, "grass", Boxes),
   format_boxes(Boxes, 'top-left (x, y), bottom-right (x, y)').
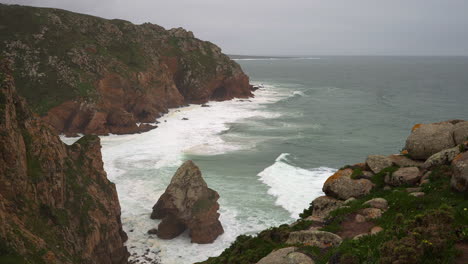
top-left (197, 164), bottom-right (468, 264)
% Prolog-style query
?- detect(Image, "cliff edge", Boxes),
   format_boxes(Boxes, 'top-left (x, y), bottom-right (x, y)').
top-left (0, 60), bottom-right (128, 263)
top-left (0, 4), bottom-right (253, 136)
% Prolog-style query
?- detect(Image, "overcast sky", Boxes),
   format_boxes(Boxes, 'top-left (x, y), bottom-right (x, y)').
top-left (2, 0), bottom-right (468, 56)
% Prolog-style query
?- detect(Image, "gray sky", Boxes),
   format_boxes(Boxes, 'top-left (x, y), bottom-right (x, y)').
top-left (2, 0), bottom-right (468, 56)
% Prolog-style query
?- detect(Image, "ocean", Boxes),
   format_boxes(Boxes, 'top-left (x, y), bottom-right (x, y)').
top-left (62, 56), bottom-right (468, 264)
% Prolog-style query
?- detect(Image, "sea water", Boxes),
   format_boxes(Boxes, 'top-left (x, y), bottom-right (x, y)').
top-left (62, 56), bottom-right (468, 264)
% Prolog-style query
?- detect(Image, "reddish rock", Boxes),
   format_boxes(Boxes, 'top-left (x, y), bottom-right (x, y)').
top-left (323, 169), bottom-right (374, 200)
top-left (0, 61), bottom-right (128, 263)
top-left (451, 152), bottom-right (468, 192)
top-left (151, 161), bottom-right (223, 244)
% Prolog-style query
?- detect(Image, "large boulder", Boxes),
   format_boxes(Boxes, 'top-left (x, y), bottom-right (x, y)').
top-left (451, 152), bottom-right (468, 192)
top-left (323, 169), bottom-right (374, 200)
top-left (150, 160), bottom-right (224, 243)
top-left (309, 196), bottom-right (344, 220)
top-left (256, 247), bottom-right (314, 264)
top-left (423, 146), bottom-right (461, 169)
top-left (385, 167), bottom-right (420, 186)
top-left (286, 230), bottom-right (342, 248)
top-left (404, 122), bottom-right (456, 160)
top-left (366, 155), bottom-right (393, 174)
top-left (453, 121), bottom-right (468, 145)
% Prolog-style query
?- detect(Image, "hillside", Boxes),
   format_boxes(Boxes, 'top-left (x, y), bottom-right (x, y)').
top-left (0, 4), bottom-right (253, 135)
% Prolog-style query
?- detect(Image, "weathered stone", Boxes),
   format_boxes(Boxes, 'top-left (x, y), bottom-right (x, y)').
top-left (409, 192), bottom-right (425, 197)
top-left (360, 208), bottom-right (382, 219)
top-left (406, 187), bottom-right (422, 193)
top-left (453, 121), bottom-right (468, 145)
top-left (151, 160), bottom-right (223, 243)
top-left (147, 228), bottom-right (158, 235)
top-left (388, 154), bottom-right (424, 167)
top-left (370, 226), bottom-right (384, 235)
top-left (323, 169), bottom-right (374, 200)
top-left (366, 155), bottom-right (393, 174)
top-left (355, 214), bottom-right (366, 223)
top-left (361, 171), bottom-right (374, 179)
top-left (256, 247), bottom-right (315, 264)
top-left (353, 234), bottom-right (367, 240)
top-left (451, 152), bottom-right (468, 192)
top-left (363, 198), bottom-right (388, 210)
top-left (344, 197), bottom-right (356, 204)
top-left (405, 122), bottom-right (456, 160)
top-left (385, 167), bottom-right (420, 186)
top-left (286, 230), bottom-right (342, 248)
top-left (423, 146), bottom-right (461, 169)
top-left (309, 196), bottom-right (344, 220)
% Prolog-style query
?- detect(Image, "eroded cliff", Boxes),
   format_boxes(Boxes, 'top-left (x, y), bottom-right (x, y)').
top-left (0, 60), bottom-right (128, 263)
top-left (0, 4), bottom-right (253, 135)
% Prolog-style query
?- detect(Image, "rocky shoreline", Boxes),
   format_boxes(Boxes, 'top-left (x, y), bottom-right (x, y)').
top-left (0, 4), bottom-right (254, 136)
top-left (200, 120), bottom-right (468, 264)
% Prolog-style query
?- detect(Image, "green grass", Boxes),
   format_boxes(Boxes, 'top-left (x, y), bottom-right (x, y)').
top-left (198, 164), bottom-right (468, 264)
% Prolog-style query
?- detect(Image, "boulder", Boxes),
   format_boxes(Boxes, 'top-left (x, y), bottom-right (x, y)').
top-left (309, 196), bottom-right (344, 220)
top-left (451, 152), bottom-right (468, 192)
top-left (404, 122), bottom-right (456, 160)
top-left (387, 155), bottom-right (424, 167)
top-left (323, 169), bottom-right (374, 200)
top-left (423, 146), bottom-right (461, 169)
top-left (385, 167), bottom-right (420, 186)
top-left (363, 198), bottom-right (388, 210)
top-left (256, 247), bottom-right (314, 264)
top-left (360, 208), bottom-right (382, 219)
top-left (366, 155), bottom-right (393, 174)
top-left (370, 226), bottom-right (384, 235)
top-left (286, 230), bottom-right (342, 248)
top-left (453, 121), bottom-right (468, 145)
top-left (150, 161), bottom-right (223, 243)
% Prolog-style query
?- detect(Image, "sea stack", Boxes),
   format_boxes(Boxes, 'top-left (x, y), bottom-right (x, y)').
top-left (150, 160), bottom-right (224, 243)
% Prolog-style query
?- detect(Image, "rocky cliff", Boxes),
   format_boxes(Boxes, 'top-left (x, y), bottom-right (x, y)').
top-left (150, 160), bottom-right (224, 244)
top-left (200, 120), bottom-right (468, 264)
top-left (0, 4), bottom-right (253, 136)
top-left (0, 60), bottom-right (128, 263)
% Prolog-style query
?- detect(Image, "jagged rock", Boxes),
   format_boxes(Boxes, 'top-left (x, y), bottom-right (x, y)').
top-left (423, 146), bottom-right (461, 169)
top-left (0, 60), bottom-right (128, 263)
top-left (363, 198), bottom-right (388, 210)
top-left (309, 196), bottom-right (344, 220)
top-left (286, 230), bottom-right (342, 248)
top-left (323, 169), bottom-right (374, 200)
top-left (256, 247), bottom-right (315, 264)
top-left (451, 152), bottom-right (468, 192)
top-left (385, 167), bottom-right (420, 186)
top-left (150, 161), bottom-right (223, 243)
top-left (453, 121), bottom-right (468, 145)
top-left (388, 154), bottom-right (424, 167)
top-left (366, 155), bottom-right (393, 173)
top-left (404, 122), bottom-right (458, 160)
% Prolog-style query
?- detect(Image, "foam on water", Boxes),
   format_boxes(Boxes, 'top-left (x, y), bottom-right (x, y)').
top-left (258, 153), bottom-right (336, 218)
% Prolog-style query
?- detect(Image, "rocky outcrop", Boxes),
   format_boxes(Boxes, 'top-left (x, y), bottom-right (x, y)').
top-left (451, 152), bottom-right (468, 192)
top-left (404, 121), bottom-right (464, 160)
top-left (286, 230), bottom-right (342, 248)
top-left (423, 146), bottom-right (461, 169)
top-left (322, 169), bottom-right (374, 200)
top-left (385, 167), bottom-right (420, 186)
top-left (366, 155), bottom-right (393, 174)
top-left (0, 4), bottom-right (253, 136)
top-left (150, 160), bottom-right (223, 243)
top-left (308, 196), bottom-right (344, 220)
top-left (256, 247), bottom-right (314, 264)
top-left (0, 60), bottom-right (128, 263)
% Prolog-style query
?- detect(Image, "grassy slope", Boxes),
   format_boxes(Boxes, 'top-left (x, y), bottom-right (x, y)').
top-left (199, 165), bottom-right (468, 264)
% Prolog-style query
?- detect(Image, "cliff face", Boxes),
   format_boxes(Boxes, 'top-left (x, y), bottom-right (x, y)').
top-left (0, 61), bottom-right (128, 263)
top-left (0, 4), bottom-right (253, 136)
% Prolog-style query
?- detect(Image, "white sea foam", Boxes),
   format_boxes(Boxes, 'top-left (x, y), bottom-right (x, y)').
top-left (258, 153), bottom-right (336, 218)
